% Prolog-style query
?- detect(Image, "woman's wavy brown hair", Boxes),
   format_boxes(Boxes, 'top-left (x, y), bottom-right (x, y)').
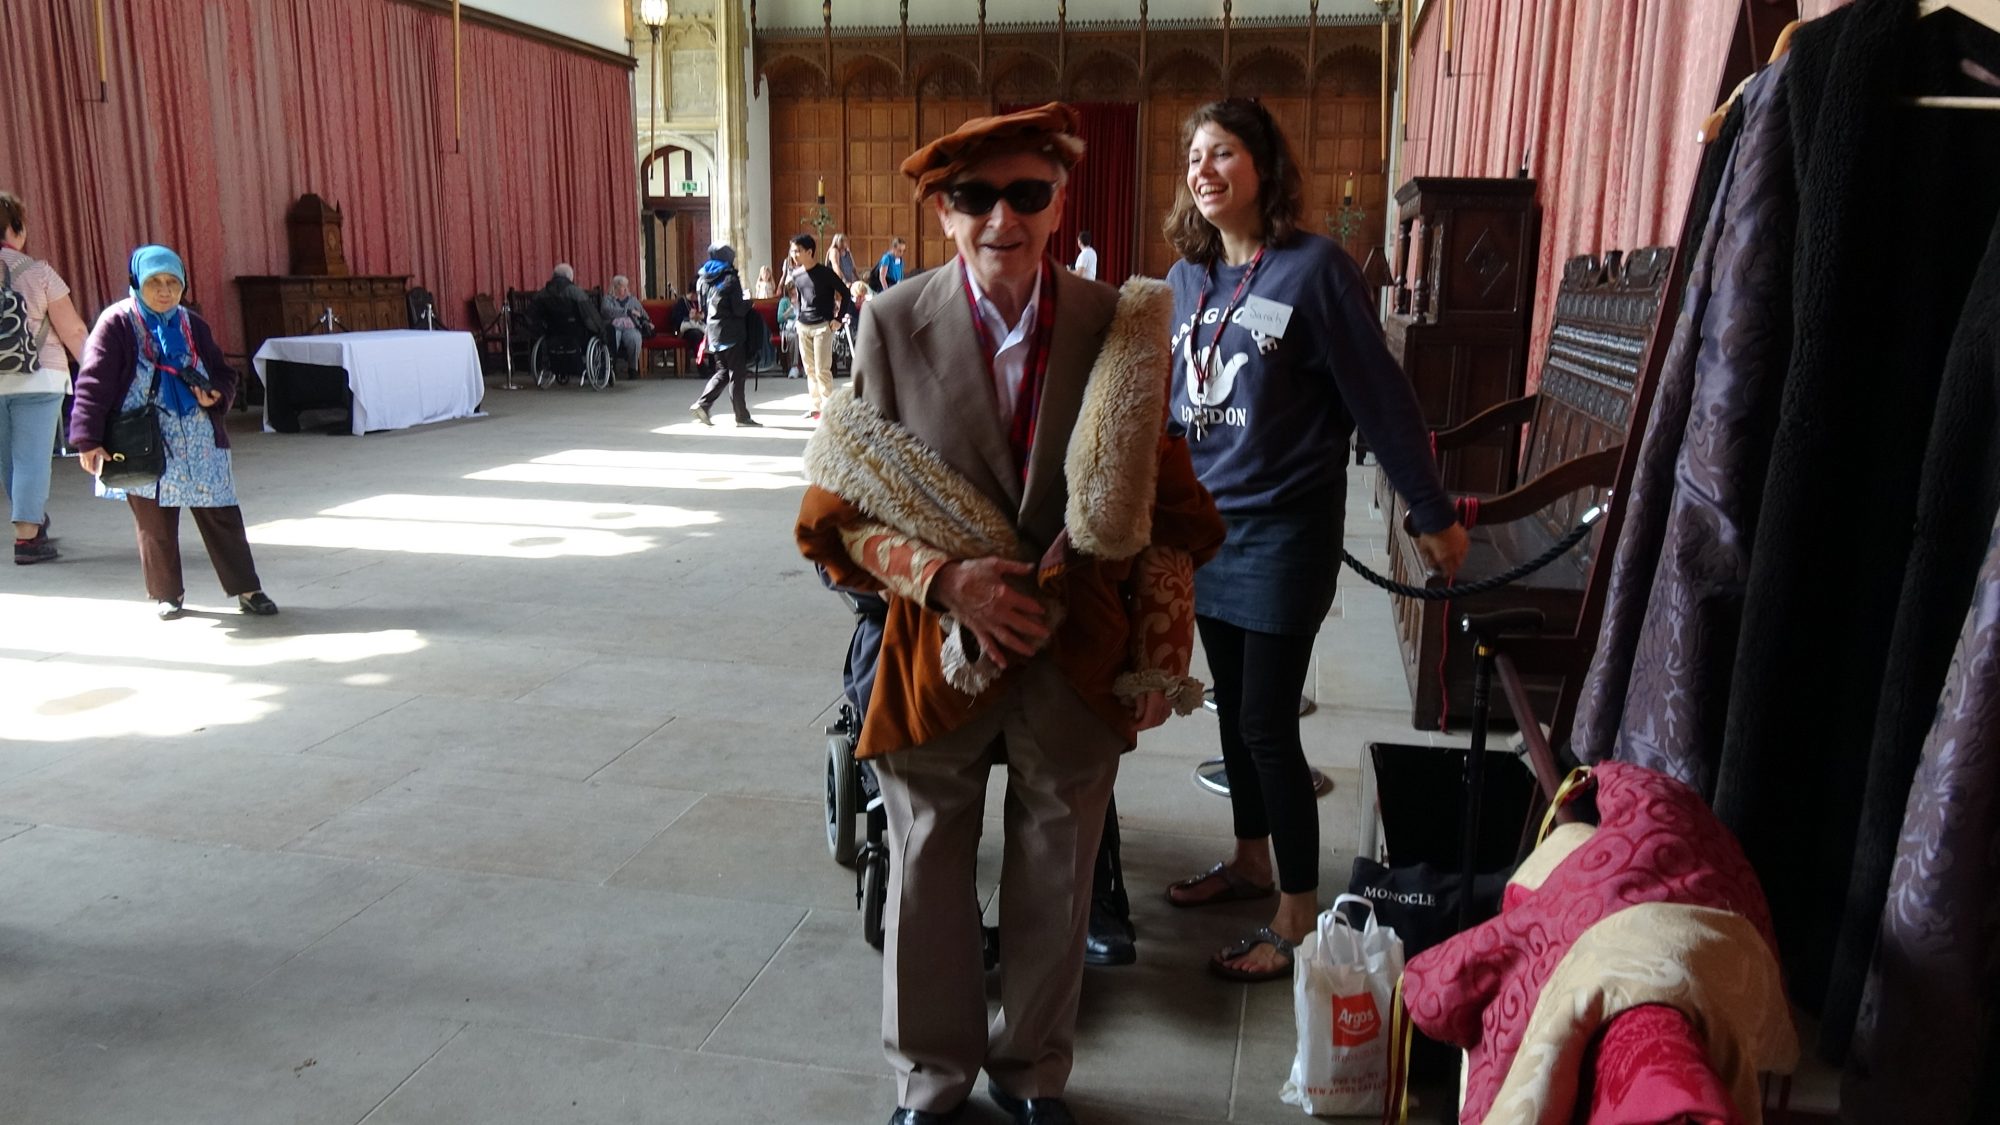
top-left (1162, 98), bottom-right (1305, 267)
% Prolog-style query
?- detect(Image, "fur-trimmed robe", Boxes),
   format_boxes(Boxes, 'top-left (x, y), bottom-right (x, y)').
top-left (796, 269), bottom-right (1224, 760)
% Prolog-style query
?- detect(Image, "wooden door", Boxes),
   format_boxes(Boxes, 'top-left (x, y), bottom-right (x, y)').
top-left (845, 97), bottom-right (917, 283)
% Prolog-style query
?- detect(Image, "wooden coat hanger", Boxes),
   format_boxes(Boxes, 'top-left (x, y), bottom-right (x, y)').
top-left (1699, 20), bottom-right (1801, 143)
top-left (1910, 0), bottom-right (2000, 109)
top-left (1920, 0), bottom-right (2000, 29)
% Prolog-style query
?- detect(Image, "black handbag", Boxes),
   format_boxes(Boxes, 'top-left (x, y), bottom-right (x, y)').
top-left (99, 369), bottom-right (164, 490)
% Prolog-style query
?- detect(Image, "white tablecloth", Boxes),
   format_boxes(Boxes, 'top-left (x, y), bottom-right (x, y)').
top-left (255, 330), bottom-right (484, 435)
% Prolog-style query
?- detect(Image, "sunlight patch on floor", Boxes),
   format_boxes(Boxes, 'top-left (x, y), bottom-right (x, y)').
top-left (649, 421), bottom-right (815, 440)
top-left (464, 447), bottom-right (806, 491)
top-left (466, 464), bottom-right (804, 491)
top-left (249, 516), bottom-right (656, 558)
top-left (316, 493), bottom-right (721, 532)
top-left (3, 655), bottom-right (290, 742)
top-left (0, 594), bottom-right (428, 669)
top-left (531, 449), bottom-right (805, 473)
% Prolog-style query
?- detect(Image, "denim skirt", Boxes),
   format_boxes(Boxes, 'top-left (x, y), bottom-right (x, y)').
top-left (1193, 506), bottom-right (1344, 637)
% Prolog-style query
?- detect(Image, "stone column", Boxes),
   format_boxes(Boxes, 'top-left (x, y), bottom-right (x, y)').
top-left (714, 0), bottom-right (752, 263)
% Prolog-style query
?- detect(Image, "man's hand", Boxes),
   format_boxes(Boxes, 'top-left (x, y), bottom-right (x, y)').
top-left (78, 448), bottom-right (107, 476)
top-left (1415, 522), bottom-right (1471, 577)
top-left (1131, 691), bottom-right (1172, 731)
top-left (930, 557), bottom-right (1049, 670)
top-left (193, 386), bottom-right (221, 409)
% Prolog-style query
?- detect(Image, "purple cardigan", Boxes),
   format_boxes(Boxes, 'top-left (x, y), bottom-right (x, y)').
top-left (69, 297), bottom-right (238, 452)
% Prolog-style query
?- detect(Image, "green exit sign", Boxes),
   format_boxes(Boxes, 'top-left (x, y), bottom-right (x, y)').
top-left (677, 179), bottom-right (703, 195)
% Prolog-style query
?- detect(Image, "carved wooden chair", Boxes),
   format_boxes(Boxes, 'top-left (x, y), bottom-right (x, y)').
top-left (406, 286), bottom-right (442, 330)
top-left (1380, 247), bottom-right (1677, 733)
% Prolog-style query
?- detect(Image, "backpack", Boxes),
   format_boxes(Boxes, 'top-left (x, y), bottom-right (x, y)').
top-left (865, 262), bottom-right (884, 292)
top-left (0, 256), bottom-right (51, 376)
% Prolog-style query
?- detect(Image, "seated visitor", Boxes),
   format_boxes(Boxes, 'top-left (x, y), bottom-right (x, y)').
top-left (599, 274), bottom-right (652, 374)
top-left (534, 263), bottom-right (609, 347)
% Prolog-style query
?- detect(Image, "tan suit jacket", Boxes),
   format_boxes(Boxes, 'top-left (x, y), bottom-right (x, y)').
top-left (848, 257), bottom-right (1120, 555)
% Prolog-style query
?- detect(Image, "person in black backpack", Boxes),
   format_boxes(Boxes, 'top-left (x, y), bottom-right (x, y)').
top-left (687, 243), bottom-right (759, 428)
top-left (0, 191), bottom-right (91, 565)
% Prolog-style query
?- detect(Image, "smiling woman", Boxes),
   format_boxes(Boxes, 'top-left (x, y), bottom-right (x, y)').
top-left (1158, 97), bottom-right (1472, 984)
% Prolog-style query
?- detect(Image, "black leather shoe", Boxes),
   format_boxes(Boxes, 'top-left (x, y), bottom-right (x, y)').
top-left (887, 1104), bottom-right (964, 1125)
top-left (1084, 898), bottom-right (1136, 967)
top-left (988, 1081), bottom-right (1079, 1125)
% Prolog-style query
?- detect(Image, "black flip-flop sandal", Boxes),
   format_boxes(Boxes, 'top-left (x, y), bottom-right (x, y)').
top-left (1166, 861), bottom-right (1276, 908)
top-left (1208, 926), bottom-right (1297, 983)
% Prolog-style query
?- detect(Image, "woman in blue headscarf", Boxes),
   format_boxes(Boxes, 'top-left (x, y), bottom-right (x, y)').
top-left (69, 245), bottom-right (277, 619)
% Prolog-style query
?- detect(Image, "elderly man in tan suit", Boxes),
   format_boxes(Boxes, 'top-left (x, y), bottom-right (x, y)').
top-left (796, 104), bottom-right (1223, 1125)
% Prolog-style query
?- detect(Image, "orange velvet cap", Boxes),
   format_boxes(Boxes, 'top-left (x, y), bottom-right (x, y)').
top-left (899, 102), bottom-right (1086, 202)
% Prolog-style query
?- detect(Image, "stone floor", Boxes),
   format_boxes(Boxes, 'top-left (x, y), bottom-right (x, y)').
top-left (1, 371), bottom-right (1470, 1125)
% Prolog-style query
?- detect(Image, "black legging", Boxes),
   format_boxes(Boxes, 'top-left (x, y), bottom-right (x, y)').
top-left (1198, 615), bottom-right (1320, 895)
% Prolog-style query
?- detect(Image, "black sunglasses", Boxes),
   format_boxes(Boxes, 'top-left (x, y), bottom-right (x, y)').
top-left (944, 178), bottom-right (1057, 216)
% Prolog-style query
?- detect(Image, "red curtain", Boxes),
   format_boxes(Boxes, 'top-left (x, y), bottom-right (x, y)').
top-left (1400, 0), bottom-right (1738, 387)
top-left (0, 0), bottom-right (639, 352)
top-left (1002, 101), bottom-right (1139, 285)
top-left (1058, 103), bottom-right (1139, 285)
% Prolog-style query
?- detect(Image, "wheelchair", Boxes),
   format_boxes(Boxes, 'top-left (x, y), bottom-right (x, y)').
top-left (824, 585), bottom-right (891, 950)
top-left (528, 298), bottom-right (614, 391)
top-left (824, 579), bottom-right (997, 968)
top-left (833, 320), bottom-right (854, 378)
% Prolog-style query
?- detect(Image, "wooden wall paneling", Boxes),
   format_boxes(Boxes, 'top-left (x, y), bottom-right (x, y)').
top-left (845, 96), bottom-right (917, 274)
top-left (1307, 95), bottom-right (1386, 259)
top-left (839, 89), bottom-right (850, 263)
top-left (761, 25), bottom-right (1384, 282)
top-left (1132, 99), bottom-right (1150, 283)
top-left (768, 97), bottom-right (843, 277)
top-left (910, 88), bottom-right (923, 272)
top-left (916, 95), bottom-right (987, 271)
top-left (1143, 94), bottom-right (1202, 279)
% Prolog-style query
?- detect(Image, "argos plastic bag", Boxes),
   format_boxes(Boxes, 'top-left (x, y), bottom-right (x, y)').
top-left (1280, 894), bottom-right (1405, 1116)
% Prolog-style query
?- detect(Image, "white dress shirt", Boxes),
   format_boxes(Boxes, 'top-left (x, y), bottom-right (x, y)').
top-left (964, 264), bottom-right (1044, 428)
top-left (1072, 245), bottom-right (1098, 280)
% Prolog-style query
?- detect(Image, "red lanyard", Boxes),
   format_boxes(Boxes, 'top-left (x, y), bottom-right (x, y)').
top-left (962, 259), bottom-right (1058, 478)
top-left (1192, 247), bottom-right (1265, 401)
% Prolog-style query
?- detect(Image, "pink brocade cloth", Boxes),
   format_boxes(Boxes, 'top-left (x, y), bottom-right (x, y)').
top-left (1582, 1005), bottom-right (1740, 1125)
top-left (1402, 763), bottom-right (1780, 1123)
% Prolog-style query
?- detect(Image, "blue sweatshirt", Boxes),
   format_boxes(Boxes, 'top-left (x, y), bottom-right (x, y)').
top-left (1168, 233), bottom-right (1454, 534)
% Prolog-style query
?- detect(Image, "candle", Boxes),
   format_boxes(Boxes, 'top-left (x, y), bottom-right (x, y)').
top-left (816, 177), bottom-right (825, 204)
top-left (1344, 175), bottom-right (1355, 203)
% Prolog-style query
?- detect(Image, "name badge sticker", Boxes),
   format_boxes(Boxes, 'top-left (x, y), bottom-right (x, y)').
top-left (1235, 294), bottom-right (1294, 339)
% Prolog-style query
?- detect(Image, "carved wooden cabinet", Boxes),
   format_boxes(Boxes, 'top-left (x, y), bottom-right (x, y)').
top-left (235, 275), bottom-right (410, 358)
top-left (1382, 177), bottom-right (1542, 493)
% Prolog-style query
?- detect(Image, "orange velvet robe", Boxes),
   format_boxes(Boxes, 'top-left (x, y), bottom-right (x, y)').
top-left (798, 430), bottom-right (1223, 760)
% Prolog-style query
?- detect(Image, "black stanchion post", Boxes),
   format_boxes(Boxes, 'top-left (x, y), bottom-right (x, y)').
top-left (1457, 629), bottom-right (1495, 933)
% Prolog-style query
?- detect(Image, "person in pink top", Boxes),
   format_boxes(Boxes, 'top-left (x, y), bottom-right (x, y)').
top-left (0, 191), bottom-right (91, 565)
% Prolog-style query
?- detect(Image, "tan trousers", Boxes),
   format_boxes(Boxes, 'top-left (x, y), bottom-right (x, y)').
top-left (798, 320), bottom-right (837, 412)
top-left (874, 658), bottom-right (1123, 1112)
